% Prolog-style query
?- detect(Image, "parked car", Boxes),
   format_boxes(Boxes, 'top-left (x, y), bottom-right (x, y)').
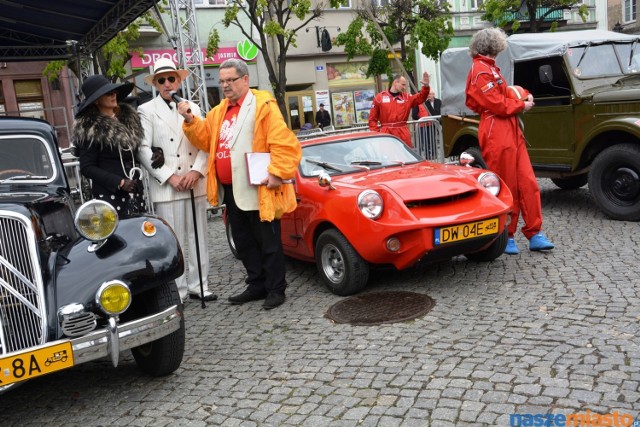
top-left (226, 132), bottom-right (513, 296)
top-left (0, 117), bottom-right (185, 393)
top-left (440, 30), bottom-right (640, 221)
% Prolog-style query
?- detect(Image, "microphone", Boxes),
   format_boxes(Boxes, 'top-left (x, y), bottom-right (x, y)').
top-left (170, 91), bottom-right (191, 114)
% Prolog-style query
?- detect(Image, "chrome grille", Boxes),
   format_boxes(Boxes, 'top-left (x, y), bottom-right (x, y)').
top-left (0, 211), bottom-right (46, 355)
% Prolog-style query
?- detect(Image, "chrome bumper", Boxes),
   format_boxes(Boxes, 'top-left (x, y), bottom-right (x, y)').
top-left (71, 305), bottom-right (182, 366)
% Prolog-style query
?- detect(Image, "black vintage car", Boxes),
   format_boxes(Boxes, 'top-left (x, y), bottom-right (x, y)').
top-left (0, 117), bottom-right (185, 392)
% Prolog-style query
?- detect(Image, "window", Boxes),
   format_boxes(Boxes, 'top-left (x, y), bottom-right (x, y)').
top-left (14, 80), bottom-right (44, 120)
top-left (193, 0), bottom-right (227, 6)
top-left (372, 0), bottom-right (390, 7)
top-left (337, 0), bottom-right (351, 8)
top-left (624, 0), bottom-right (636, 23)
top-left (471, 0), bottom-right (483, 10)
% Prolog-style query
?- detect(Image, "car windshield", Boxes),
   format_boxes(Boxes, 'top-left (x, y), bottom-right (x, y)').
top-left (568, 41), bottom-right (640, 78)
top-left (0, 135), bottom-right (56, 183)
top-left (300, 135), bottom-right (421, 177)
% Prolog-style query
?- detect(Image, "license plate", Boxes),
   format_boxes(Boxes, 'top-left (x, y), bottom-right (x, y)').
top-left (435, 218), bottom-right (499, 245)
top-left (0, 341), bottom-right (74, 387)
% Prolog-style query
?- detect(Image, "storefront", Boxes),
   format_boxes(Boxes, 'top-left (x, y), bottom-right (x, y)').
top-left (324, 61), bottom-right (377, 128)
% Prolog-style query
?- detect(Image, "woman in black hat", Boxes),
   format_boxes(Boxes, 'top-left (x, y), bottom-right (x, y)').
top-left (71, 75), bottom-right (148, 218)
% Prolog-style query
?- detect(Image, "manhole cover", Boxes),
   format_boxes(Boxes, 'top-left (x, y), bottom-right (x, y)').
top-left (325, 291), bottom-right (436, 326)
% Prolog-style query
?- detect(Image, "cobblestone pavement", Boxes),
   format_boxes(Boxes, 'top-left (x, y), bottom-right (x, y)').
top-left (1, 180), bottom-right (639, 426)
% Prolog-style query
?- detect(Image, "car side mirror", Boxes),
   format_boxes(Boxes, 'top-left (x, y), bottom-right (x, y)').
top-left (539, 65), bottom-right (553, 84)
top-left (459, 152), bottom-right (475, 167)
top-left (318, 171), bottom-right (335, 190)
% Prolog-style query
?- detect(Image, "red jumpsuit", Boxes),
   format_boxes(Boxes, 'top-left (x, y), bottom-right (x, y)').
top-left (465, 55), bottom-right (542, 239)
top-left (368, 84), bottom-right (429, 147)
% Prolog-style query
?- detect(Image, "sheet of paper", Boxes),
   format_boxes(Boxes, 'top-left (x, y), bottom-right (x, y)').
top-left (245, 152), bottom-right (270, 185)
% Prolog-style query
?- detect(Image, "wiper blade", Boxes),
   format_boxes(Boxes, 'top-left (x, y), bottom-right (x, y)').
top-left (305, 158), bottom-right (344, 172)
top-left (351, 160), bottom-right (382, 166)
top-left (0, 174), bottom-right (48, 183)
top-left (575, 42), bottom-right (592, 70)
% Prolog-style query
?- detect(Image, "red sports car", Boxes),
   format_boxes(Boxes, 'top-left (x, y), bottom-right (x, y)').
top-left (227, 132), bottom-right (513, 296)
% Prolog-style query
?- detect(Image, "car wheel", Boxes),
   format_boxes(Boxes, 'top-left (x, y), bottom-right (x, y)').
top-left (464, 146), bottom-right (488, 169)
top-left (551, 175), bottom-right (588, 190)
top-left (588, 144), bottom-right (640, 221)
top-left (223, 209), bottom-right (240, 259)
top-left (131, 280), bottom-right (185, 376)
top-left (464, 228), bottom-right (508, 262)
top-left (315, 229), bottom-right (369, 296)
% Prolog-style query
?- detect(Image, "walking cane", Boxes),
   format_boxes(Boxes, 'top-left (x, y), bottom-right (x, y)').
top-left (190, 189), bottom-right (207, 309)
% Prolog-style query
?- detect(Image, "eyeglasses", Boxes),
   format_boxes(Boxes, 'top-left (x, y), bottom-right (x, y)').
top-left (219, 76), bottom-right (242, 86)
top-left (156, 76), bottom-right (177, 85)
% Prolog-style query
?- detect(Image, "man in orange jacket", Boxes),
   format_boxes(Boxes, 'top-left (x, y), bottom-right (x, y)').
top-left (368, 72), bottom-right (430, 147)
top-left (179, 59), bottom-right (301, 309)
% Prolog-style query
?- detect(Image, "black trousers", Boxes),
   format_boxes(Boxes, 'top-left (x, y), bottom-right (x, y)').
top-left (223, 185), bottom-right (287, 295)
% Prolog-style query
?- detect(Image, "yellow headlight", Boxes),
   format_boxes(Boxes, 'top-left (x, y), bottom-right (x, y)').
top-left (96, 281), bottom-right (131, 315)
top-left (75, 200), bottom-right (118, 241)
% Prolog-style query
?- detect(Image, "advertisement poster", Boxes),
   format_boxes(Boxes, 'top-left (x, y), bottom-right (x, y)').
top-left (354, 90), bottom-right (375, 124)
top-left (326, 62), bottom-right (374, 87)
top-left (331, 92), bottom-right (356, 127)
top-left (315, 90), bottom-right (330, 109)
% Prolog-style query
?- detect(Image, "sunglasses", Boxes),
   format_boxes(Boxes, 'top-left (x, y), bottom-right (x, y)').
top-left (156, 76), bottom-right (177, 84)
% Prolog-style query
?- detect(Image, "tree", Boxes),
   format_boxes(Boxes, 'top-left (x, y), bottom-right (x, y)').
top-left (207, 0), bottom-right (345, 117)
top-left (334, 0), bottom-right (453, 85)
top-left (480, 0), bottom-right (588, 33)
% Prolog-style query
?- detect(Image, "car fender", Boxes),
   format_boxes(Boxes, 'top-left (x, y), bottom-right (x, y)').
top-left (53, 215), bottom-right (184, 307)
top-left (577, 116), bottom-right (640, 168)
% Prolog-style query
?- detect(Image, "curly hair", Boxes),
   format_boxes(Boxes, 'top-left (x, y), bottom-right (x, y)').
top-left (469, 28), bottom-right (508, 57)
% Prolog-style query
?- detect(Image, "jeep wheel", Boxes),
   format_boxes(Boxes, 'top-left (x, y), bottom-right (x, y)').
top-left (315, 229), bottom-right (369, 296)
top-left (551, 175), bottom-right (588, 190)
top-left (464, 146), bottom-right (488, 170)
top-left (464, 228), bottom-right (508, 262)
top-left (589, 144), bottom-right (640, 221)
top-left (131, 280), bottom-right (185, 376)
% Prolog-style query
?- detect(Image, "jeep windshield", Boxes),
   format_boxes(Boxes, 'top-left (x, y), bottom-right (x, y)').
top-left (568, 41), bottom-right (640, 79)
top-left (0, 135), bottom-right (56, 183)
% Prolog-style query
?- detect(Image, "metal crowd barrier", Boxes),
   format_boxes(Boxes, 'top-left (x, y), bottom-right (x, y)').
top-left (297, 117), bottom-right (444, 163)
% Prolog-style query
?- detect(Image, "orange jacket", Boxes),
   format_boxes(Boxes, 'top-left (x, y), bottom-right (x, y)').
top-left (183, 89), bottom-right (302, 221)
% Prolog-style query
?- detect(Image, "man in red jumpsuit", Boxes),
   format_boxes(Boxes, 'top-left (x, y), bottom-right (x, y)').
top-left (465, 28), bottom-right (554, 255)
top-left (368, 73), bottom-right (430, 147)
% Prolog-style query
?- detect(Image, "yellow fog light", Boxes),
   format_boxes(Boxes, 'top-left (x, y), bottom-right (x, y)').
top-left (96, 280), bottom-right (131, 315)
top-left (142, 220), bottom-right (156, 237)
top-left (75, 200), bottom-right (118, 241)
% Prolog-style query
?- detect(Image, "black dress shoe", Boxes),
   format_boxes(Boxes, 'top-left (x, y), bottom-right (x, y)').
top-left (262, 293), bottom-right (286, 310)
top-left (228, 289), bottom-right (267, 304)
top-left (189, 291), bottom-right (218, 302)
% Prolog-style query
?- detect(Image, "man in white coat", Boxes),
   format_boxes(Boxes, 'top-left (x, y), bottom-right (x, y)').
top-left (138, 58), bottom-right (217, 302)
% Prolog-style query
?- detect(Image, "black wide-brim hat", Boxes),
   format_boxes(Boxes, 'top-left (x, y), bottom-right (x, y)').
top-left (76, 75), bottom-right (134, 116)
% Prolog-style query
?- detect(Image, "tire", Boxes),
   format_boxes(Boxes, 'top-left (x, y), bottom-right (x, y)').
top-left (551, 175), bottom-right (588, 190)
top-left (463, 146), bottom-right (488, 170)
top-left (131, 280), bottom-right (185, 376)
top-left (588, 144), bottom-right (640, 221)
top-left (464, 228), bottom-right (508, 262)
top-left (224, 210), bottom-right (240, 259)
top-left (315, 229), bottom-right (369, 296)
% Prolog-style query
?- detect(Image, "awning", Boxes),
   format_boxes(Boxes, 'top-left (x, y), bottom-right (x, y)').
top-left (0, 0), bottom-right (160, 61)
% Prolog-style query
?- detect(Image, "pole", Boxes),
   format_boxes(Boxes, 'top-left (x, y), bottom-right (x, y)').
top-left (190, 189), bottom-right (206, 309)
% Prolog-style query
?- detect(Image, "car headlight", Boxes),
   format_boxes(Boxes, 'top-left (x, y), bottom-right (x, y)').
top-left (96, 280), bottom-right (131, 315)
top-left (75, 200), bottom-right (118, 241)
top-left (358, 190), bottom-right (383, 219)
top-left (478, 172), bottom-right (501, 196)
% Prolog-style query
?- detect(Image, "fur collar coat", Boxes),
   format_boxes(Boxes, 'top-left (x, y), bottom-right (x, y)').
top-left (72, 103), bottom-right (144, 151)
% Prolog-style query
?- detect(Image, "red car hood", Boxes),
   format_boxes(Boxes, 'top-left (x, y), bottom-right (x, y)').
top-left (333, 163), bottom-right (479, 200)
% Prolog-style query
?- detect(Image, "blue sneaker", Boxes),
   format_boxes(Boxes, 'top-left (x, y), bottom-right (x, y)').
top-left (529, 233), bottom-right (554, 251)
top-left (505, 238), bottom-right (519, 255)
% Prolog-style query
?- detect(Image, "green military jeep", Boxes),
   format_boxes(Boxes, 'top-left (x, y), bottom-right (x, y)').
top-left (440, 30), bottom-right (640, 221)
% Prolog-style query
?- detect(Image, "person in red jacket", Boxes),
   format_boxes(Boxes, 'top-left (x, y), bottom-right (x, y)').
top-left (368, 72), bottom-right (430, 147)
top-left (465, 27), bottom-right (554, 255)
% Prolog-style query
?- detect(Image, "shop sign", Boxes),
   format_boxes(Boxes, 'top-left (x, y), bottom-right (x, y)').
top-left (131, 44), bottom-right (256, 69)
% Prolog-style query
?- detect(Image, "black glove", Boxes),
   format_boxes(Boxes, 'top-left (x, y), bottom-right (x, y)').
top-left (150, 147), bottom-right (164, 169)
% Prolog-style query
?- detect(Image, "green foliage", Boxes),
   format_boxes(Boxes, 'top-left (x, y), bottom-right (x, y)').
top-left (43, 61), bottom-right (66, 82)
top-left (481, 0), bottom-right (587, 33)
top-left (334, 0), bottom-right (453, 77)
top-left (206, 29), bottom-right (221, 59)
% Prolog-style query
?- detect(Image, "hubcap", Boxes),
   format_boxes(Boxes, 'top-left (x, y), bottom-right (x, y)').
top-left (607, 166), bottom-right (640, 204)
top-left (321, 243), bottom-right (345, 284)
